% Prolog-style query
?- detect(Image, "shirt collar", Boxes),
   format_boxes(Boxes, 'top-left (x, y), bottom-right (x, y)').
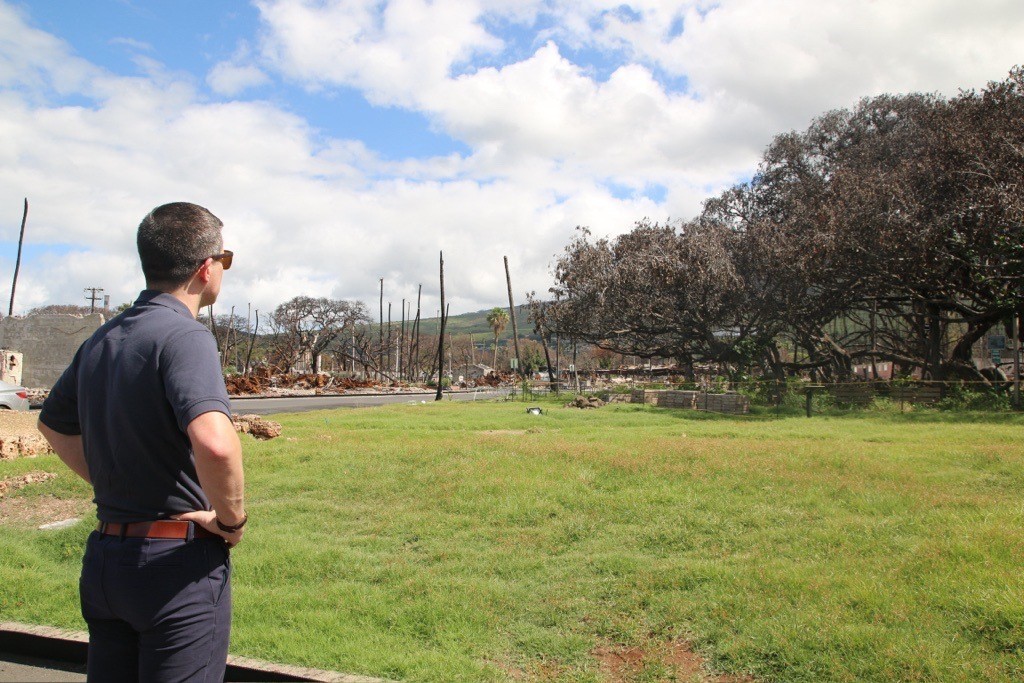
top-left (135, 290), bottom-right (195, 319)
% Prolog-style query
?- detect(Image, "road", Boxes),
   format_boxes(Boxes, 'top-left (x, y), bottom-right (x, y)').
top-left (229, 389), bottom-right (507, 415)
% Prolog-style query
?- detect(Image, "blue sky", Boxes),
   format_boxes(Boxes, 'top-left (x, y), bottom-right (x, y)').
top-left (0, 0), bottom-right (1021, 318)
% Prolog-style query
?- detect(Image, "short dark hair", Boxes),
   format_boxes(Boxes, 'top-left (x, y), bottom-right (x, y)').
top-left (137, 202), bottom-right (223, 288)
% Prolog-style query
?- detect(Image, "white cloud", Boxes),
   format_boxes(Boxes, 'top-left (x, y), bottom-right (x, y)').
top-left (254, 0), bottom-right (1024, 177)
top-left (109, 37), bottom-right (153, 52)
top-left (0, 14), bottom-right (652, 319)
top-left (255, 0), bottom-right (503, 106)
top-left (2, 0), bottom-right (1022, 324)
top-left (0, 2), bottom-right (101, 96)
top-left (207, 62), bottom-right (269, 96)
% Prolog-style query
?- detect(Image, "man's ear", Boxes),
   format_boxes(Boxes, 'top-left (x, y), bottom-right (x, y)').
top-left (195, 258), bottom-right (214, 284)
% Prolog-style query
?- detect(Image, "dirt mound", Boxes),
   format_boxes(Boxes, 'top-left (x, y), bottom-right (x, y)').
top-left (231, 414), bottom-right (283, 440)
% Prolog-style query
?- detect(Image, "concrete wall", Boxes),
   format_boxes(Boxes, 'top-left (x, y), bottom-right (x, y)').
top-left (0, 314), bottom-right (104, 388)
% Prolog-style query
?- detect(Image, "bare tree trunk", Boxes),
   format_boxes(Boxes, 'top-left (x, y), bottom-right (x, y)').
top-left (413, 284), bottom-right (422, 382)
top-left (387, 302), bottom-right (392, 380)
top-left (208, 305), bottom-right (218, 347)
top-left (244, 304), bottom-right (252, 373)
top-left (503, 256), bottom-right (522, 375)
top-left (435, 252), bottom-right (446, 401)
top-left (379, 278), bottom-right (384, 381)
top-left (572, 341), bottom-right (579, 391)
top-left (8, 198), bottom-right (28, 317)
top-left (400, 298), bottom-right (406, 381)
top-left (554, 333), bottom-right (560, 387)
top-left (244, 310), bottom-right (258, 375)
top-left (539, 326), bottom-right (557, 392)
top-left (224, 306), bottom-right (235, 370)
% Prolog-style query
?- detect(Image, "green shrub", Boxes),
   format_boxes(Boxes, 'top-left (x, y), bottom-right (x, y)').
top-left (935, 385), bottom-right (1011, 411)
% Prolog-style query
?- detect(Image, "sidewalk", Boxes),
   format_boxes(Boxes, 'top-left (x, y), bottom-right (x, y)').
top-left (0, 622), bottom-right (388, 683)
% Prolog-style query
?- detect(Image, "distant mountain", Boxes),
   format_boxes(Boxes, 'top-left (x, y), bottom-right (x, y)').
top-left (414, 305), bottom-right (535, 342)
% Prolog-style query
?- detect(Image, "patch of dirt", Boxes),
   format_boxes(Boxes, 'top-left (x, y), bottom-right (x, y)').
top-left (0, 411), bottom-right (53, 459)
top-left (0, 471), bottom-right (91, 528)
top-left (0, 493), bottom-right (92, 528)
top-left (593, 638), bottom-right (755, 683)
top-left (479, 430), bottom-right (528, 436)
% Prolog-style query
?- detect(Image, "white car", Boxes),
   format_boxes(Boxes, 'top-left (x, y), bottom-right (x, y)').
top-left (0, 379), bottom-right (29, 411)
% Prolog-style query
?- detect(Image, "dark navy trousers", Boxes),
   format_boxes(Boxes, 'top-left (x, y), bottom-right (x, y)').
top-left (79, 530), bottom-right (232, 682)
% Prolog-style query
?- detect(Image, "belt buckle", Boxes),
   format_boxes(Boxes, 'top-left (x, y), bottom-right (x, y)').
top-left (185, 521), bottom-right (195, 542)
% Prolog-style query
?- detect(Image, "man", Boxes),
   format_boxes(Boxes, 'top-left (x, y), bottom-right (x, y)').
top-left (38, 202), bottom-right (246, 682)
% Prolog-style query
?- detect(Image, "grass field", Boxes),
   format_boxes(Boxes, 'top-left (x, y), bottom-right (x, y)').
top-left (1, 400), bottom-right (1023, 681)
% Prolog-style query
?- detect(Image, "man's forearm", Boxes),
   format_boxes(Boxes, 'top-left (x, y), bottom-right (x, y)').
top-left (37, 421), bottom-right (91, 484)
top-left (187, 411), bottom-right (245, 525)
top-left (193, 444), bottom-right (245, 525)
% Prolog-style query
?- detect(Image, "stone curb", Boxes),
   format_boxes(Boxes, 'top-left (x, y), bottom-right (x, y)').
top-left (0, 622), bottom-right (392, 682)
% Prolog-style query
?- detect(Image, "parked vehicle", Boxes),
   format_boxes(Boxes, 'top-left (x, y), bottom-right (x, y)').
top-left (0, 379), bottom-right (29, 411)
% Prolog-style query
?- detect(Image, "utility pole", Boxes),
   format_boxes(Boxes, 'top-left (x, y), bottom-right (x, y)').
top-left (84, 287), bottom-right (105, 313)
top-left (8, 198), bottom-right (28, 317)
top-left (435, 252), bottom-right (446, 401)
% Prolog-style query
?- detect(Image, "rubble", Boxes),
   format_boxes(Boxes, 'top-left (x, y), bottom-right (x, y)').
top-left (224, 368), bottom-right (379, 395)
top-left (26, 388), bottom-right (49, 408)
top-left (566, 395), bottom-right (606, 409)
top-left (231, 414), bottom-right (283, 440)
top-left (0, 471), bottom-right (56, 497)
top-left (0, 412), bottom-right (53, 459)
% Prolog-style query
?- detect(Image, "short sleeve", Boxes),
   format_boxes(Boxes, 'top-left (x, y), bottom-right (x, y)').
top-left (39, 345), bottom-right (83, 435)
top-left (161, 329), bottom-right (232, 432)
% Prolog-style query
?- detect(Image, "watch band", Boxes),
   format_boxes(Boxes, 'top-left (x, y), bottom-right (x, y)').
top-left (216, 512), bottom-right (247, 533)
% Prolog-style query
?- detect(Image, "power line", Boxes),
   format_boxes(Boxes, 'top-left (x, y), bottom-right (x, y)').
top-left (84, 287), bottom-right (105, 313)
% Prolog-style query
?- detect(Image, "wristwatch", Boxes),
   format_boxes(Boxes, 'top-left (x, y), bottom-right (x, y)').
top-left (216, 512), bottom-right (248, 533)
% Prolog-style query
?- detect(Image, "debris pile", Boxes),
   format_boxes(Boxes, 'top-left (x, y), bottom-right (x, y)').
top-left (0, 414), bottom-right (53, 459)
top-left (470, 371), bottom-right (515, 387)
top-left (566, 395), bottom-right (606, 409)
top-left (26, 389), bottom-right (49, 408)
top-left (231, 414), bottom-right (283, 440)
top-left (224, 368), bottom-right (380, 395)
top-left (0, 471), bottom-right (56, 497)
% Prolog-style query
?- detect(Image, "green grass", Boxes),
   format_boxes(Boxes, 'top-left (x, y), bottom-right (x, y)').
top-left (2, 401), bottom-right (1023, 681)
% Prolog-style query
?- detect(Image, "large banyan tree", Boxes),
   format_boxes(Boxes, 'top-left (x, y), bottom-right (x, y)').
top-left (546, 68), bottom-right (1024, 382)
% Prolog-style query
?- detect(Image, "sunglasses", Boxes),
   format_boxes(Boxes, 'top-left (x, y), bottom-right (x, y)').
top-left (208, 249), bottom-right (233, 270)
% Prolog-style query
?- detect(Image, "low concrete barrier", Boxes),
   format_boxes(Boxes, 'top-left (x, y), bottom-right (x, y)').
top-left (631, 389), bottom-right (749, 414)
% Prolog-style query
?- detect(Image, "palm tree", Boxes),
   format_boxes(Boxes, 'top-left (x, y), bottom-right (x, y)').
top-left (486, 307), bottom-right (508, 371)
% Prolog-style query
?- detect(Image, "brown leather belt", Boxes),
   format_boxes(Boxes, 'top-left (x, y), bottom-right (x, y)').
top-left (97, 520), bottom-right (220, 541)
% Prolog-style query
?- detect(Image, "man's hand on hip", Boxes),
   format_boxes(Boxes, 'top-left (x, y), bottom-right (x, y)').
top-left (173, 509), bottom-right (244, 548)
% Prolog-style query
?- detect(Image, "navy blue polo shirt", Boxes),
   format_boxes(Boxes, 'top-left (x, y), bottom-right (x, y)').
top-left (39, 290), bottom-right (232, 523)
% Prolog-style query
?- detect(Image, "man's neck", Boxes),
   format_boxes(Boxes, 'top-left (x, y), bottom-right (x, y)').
top-left (147, 285), bottom-right (203, 319)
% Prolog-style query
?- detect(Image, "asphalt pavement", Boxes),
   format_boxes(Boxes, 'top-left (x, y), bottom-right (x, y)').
top-left (0, 655), bottom-right (84, 682)
top-left (229, 389), bottom-right (507, 415)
